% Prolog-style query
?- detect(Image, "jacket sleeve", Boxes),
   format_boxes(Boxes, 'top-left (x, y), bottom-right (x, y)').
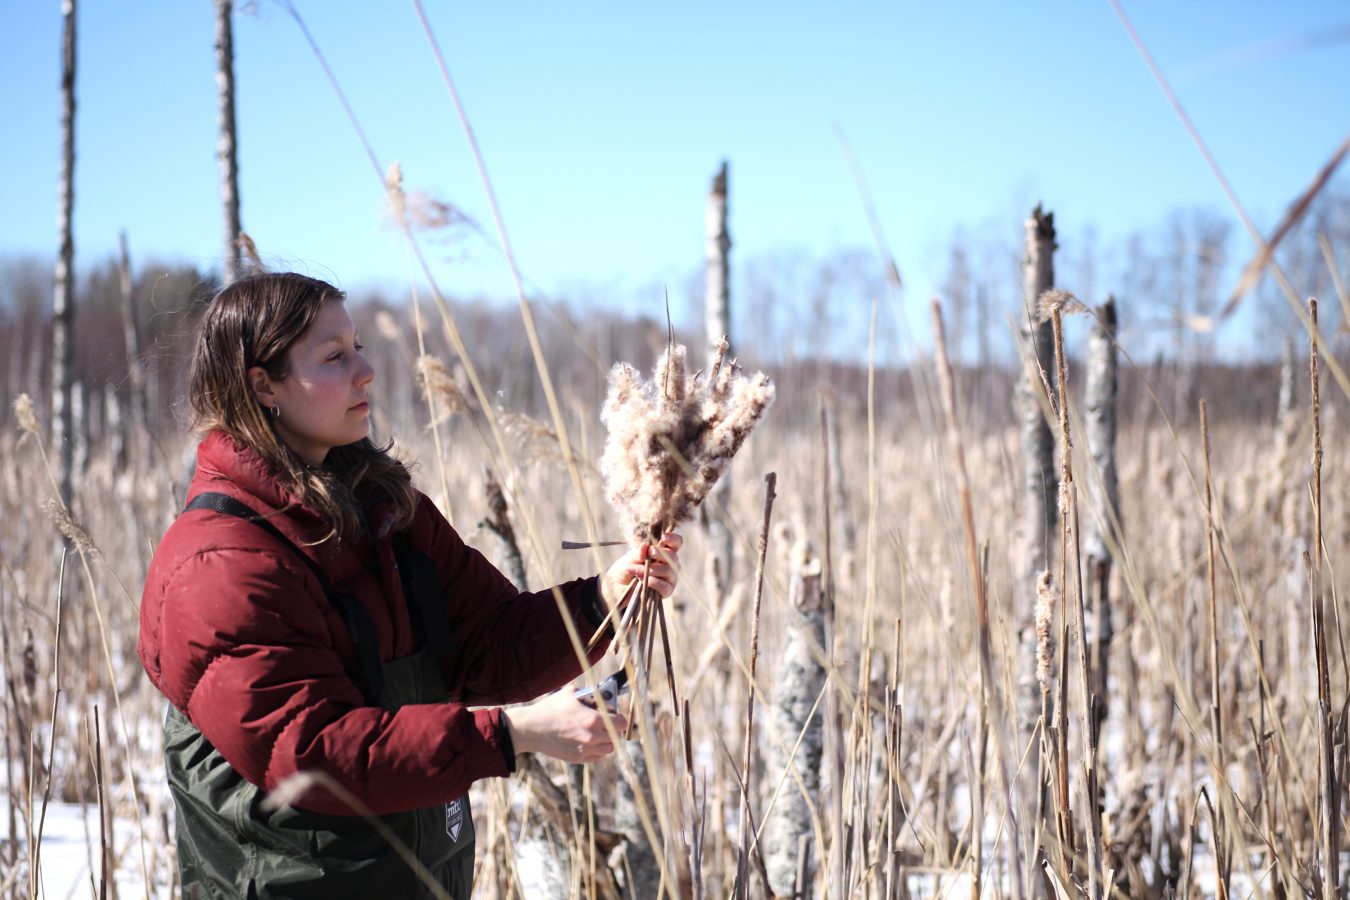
top-left (413, 497), bottom-right (613, 705)
top-left (150, 545), bottom-right (512, 816)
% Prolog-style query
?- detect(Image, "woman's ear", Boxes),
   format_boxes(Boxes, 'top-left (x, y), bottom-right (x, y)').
top-left (247, 366), bottom-right (277, 409)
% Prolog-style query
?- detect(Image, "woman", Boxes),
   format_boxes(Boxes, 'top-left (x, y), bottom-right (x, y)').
top-left (138, 273), bottom-right (681, 898)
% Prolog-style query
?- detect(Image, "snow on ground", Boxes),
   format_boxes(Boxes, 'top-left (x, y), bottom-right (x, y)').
top-left (2, 799), bottom-right (169, 899)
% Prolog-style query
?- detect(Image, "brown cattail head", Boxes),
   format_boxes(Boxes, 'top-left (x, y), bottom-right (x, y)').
top-left (601, 342), bottom-right (774, 542)
top-left (22, 627), bottom-right (36, 699)
top-left (1035, 569), bottom-right (1058, 696)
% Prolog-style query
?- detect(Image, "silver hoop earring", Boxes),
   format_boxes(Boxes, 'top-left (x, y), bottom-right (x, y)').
top-left (271, 405), bottom-right (281, 419)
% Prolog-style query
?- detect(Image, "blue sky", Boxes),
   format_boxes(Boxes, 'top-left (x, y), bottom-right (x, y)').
top-left (2, 2), bottom-right (1348, 353)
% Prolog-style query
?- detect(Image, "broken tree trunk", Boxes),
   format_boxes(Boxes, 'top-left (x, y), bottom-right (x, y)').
top-left (703, 161), bottom-right (735, 600)
top-left (763, 536), bottom-right (826, 897)
top-left (52, 0), bottom-right (78, 507)
top-left (216, 0), bottom-right (242, 286)
top-left (480, 466), bottom-right (527, 590)
top-left (613, 741), bottom-right (662, 899)
top-left (478, 469), bottom-right (577, 899)
top-left (1083, 297), bottom-right (1119, 737)
top-left (1014, 204), bottom-right (1059, 811)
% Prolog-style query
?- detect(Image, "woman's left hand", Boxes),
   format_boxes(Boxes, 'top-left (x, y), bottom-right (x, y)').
top-left (601, 532), bottom-right (683, 608)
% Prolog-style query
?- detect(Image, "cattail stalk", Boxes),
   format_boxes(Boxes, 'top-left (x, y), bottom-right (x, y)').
top-left (932, 300), bottom-right (1025, 900)
top-left (682, 701), bottom-right (704, 900)
top-left (1034, 567), bottom-right (1059, 862)
top-left (819, 395), bottom-right (848, 899)
top-left (92, 706), bottom-right (109, 900)
top-left (1200, 400), bottom-right (1230, 900)
top-left (732, 474), bottom-right (776, 898)
top-left (1309, 298), bottom-right (1338, 895)
top-left (1050, 307), bottom-right (1103, 900)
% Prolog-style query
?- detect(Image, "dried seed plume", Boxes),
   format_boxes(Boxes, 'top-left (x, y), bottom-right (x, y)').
top-left (14, 393), bottom-right (39, 437)
top-left (43, 497), bottom-right (96, 554)
top-left (1036, 289), bottom-right (1088, 322)
top-left (600, 339), bottom-right (774, 542)
top-left (416, 354), bottom-right (469, 428)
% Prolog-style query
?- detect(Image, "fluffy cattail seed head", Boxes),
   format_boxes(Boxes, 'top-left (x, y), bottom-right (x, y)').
top-left (601, 342), bottom-right (773, 542)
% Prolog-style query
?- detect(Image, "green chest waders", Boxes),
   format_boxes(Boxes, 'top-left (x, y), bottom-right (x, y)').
top-left (165, 493), bottom-right (476, 899)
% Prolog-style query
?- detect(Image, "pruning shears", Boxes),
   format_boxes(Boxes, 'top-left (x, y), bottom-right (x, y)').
top-left (574, 669), bottom-right (630, 710)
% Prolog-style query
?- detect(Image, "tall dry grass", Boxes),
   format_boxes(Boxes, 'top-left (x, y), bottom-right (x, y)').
top-left (0, 295), bottom-right (1346, 899)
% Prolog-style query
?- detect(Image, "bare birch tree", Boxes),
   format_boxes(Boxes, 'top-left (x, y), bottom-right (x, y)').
top-left (763, 536), bottom-right (826, 896)
top-left (703, 161), bottom-right (734, 597)
top-left (1083, 297), bottom-right (1119, 734)
top-left (51, 0), bottom-right (78, 506)
top-left (216, 0), bottom-right (242, 285)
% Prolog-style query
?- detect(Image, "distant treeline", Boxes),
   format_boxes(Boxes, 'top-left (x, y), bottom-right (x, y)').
top-left (0, 248), bottom-right (1332, 450)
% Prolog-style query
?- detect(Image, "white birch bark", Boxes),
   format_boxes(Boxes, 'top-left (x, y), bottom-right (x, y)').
top-left (704, 161), bottom-right (734, 597)
top-left (1083, 297), bottom-right (1119, 729)
top-left (216, 0), bottom-right (242, 285)
top-left (51, 0), bottom-right (77, 506)
top-left (764, 538), bottom-right (826, 896)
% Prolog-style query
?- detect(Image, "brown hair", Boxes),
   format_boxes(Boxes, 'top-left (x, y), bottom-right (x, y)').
top-left (188, 272), bottom-right (417, 543)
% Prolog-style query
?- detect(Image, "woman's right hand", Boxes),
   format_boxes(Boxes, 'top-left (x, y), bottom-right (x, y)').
top-left (502, 689), bottom-right (628, 764)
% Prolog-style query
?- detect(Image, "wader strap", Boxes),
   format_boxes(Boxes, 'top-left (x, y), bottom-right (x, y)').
top-left (183, 492), bottom-right (386, 703)
top-left (392, 538), bottom-right (455, 656)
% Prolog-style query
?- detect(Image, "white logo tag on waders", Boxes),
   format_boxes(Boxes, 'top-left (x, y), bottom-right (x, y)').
top-left (445, 797), bottom-right (464, 841)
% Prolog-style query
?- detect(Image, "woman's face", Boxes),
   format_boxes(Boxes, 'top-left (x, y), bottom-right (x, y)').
top-left (249, 299), bottom-right (374, 467)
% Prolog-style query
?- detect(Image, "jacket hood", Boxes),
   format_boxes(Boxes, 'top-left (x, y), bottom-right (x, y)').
top-left (192, 429), bottom-right (400, 541)
top-left (193, 430), bottom-right (301, 511)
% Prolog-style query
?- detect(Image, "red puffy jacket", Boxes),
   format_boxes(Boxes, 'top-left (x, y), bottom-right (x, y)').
top-left (139, 430), bottom-right (610, 815)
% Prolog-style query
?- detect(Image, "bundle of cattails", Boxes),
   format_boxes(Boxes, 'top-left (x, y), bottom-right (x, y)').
top-left (599, 338), bottom-right (774, 698)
